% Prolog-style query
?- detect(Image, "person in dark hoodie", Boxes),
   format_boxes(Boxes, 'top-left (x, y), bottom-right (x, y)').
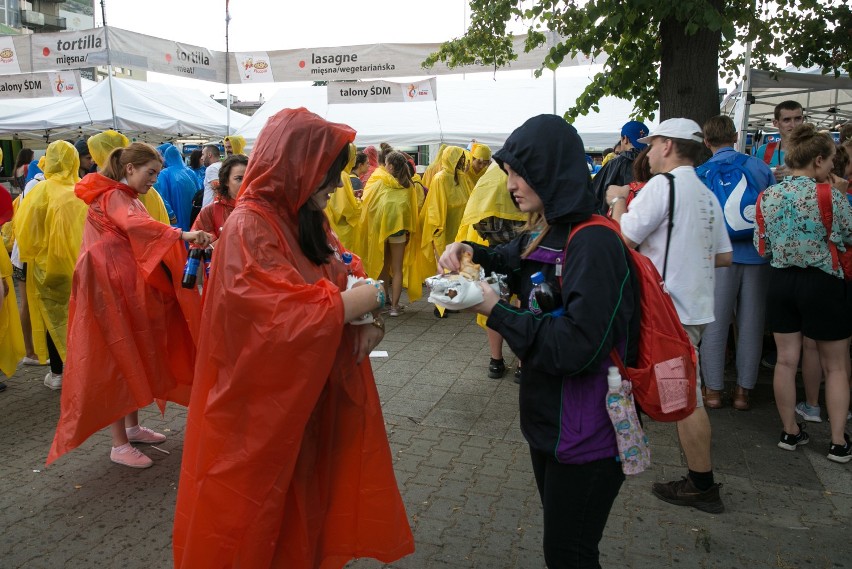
top-left (592, 120), bottom-right (649, 214)
top-left (439, 114), bottom-right (639, 569)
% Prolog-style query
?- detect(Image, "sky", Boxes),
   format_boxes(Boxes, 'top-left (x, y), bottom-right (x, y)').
top-left (96, 0), bottom-right (539, 100)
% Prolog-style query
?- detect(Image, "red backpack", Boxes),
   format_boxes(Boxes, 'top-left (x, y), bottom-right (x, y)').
top-left (559, 215), bottom-right (698, 422)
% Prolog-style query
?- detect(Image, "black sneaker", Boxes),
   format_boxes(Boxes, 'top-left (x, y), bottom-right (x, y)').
top-left (513, 365), bottom-right (522, 385)
top-left (651, 477), bottom-right (724, 514)
top-left (433, 307), bottom-right (448, 319)
top-left (827, 433), bottom-right (852, 464)
top-left (488, 358), bottom-right (506, 379)
top-left (778, 423), bottom-right (809, 451)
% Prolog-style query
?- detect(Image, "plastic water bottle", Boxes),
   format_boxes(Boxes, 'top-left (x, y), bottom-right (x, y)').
top-left (181, 248), bottom-right (204, 289)
top-left (605, 366), bottom-right (651, 475)
top-left (342, 252), bottom-right (355, 276)
top-left (529, 272), bottom-right (564, 316)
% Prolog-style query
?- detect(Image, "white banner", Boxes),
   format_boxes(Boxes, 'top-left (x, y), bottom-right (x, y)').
top-left (107, 28), bottom-right (225, 82)
top-left (235, 52), bottom-right (275, 83)
top-left (328, 78), bottom-right (437, 104)
top-left (30, 28), bottom-right (108, 72)
top-left (0, 36), bottom-right (22, 75)
top-left (0, 70), bottom-right (82, 99)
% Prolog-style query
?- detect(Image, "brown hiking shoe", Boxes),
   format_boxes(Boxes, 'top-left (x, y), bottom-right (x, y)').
top-left (732, 385), bottom-right (750, 410)
top-left (701, 386), bottom-right (723, 409)
top-left (651, 477), bottom-right (724, 514)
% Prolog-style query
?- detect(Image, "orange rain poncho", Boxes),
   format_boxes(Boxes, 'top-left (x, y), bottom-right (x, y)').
top-left (324, 143), bottom-right (361, 251)
top-left (14, 141), bottom-right (87, 362)
top-left (88, 130), bottom-right (173, 225)
top-left (357, 167), bottom-right (422, 299)
top-left (46, 173), bottom-right (201, 465)
top-left (409, 146), bottom-right (472, 284)
top-left (172, 108), bottom-right (414, 569)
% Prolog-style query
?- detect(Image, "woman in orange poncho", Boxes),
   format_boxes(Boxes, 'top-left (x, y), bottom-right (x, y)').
top-left (172, 108), bottom-right (414, 569)
top-left (191, 154), bottom-right (247, 241)
top-left (47, 143), bottom-right (213, 470)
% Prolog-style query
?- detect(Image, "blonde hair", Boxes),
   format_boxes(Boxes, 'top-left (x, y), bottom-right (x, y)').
top-left (521, 213), bottom-right (549, 259)
top-left (100, 142), bottom-right (162, 181)
top-left (785, 124), bottom-right (835, 169)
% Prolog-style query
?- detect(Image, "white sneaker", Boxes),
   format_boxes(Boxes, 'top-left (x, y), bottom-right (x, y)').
top-left (44, 372), bottom-right (62, 390)
top-left (21, 356), bottom-right (48, 366)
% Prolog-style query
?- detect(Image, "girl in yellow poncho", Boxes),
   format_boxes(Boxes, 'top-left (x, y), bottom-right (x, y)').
top-left (421, 143), bottom-right (447, 190)
top-left (0, 186), bottom-right (25, 387)
top-left (456, 162), bottom-right (527, 379)
top-left (15, 141), bottom-right (88, 390)
top-left (89, 130), bottom-right (172, 225)
top-left (324, 143), bottom-right (361, 251)
top-left (464, 143), bottom-right (492, 188)
top-left (359, 151), bottom-right (422, 312)
top-left (409, 146), bottom-right (472, 296)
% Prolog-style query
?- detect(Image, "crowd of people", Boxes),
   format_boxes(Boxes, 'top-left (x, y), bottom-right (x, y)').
top-left (0, 102), bottom-right (851, 568)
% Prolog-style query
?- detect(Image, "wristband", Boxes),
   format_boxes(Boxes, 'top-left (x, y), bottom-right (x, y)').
top-left (363, 278), bottom-right (385, 309)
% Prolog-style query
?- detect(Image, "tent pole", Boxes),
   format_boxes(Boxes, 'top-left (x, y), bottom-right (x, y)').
top-left (100, 0), bottom-right (118, 131)
top-left (552, 69), bottom-right (557, 115)
top-left (225, 1), bottom-right (231, 136)
top-left (736, 40), bottom-right (752, 153)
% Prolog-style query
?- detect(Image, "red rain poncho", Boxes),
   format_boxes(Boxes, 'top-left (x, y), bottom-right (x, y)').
top-left (172, 108), bottom-right (414, 569)
top-left (47, 173), bottom-right (201, 465)
top-left (358, 145), bottom-right (379, 185)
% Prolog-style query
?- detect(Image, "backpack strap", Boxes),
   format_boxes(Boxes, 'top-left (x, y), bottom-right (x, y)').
top-left (762, 141), bottom-right (779, 165)
top-left (555, 215), bottom-right (618, 288)
top-left (815, 182), bottom-right (840, 272)
top-left (660, 172), bottom-right (675, 282)
top-left (754, 191), bottom-right (767, 256)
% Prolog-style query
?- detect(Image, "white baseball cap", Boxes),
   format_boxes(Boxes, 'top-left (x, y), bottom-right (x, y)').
top-left (637, 118), bottom-right (704, 144)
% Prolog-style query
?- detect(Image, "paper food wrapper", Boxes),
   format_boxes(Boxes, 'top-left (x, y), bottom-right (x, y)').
top-left (425, 271), bottom-right (503, 310)
top-left (346, 275), bottom-right (375, 325)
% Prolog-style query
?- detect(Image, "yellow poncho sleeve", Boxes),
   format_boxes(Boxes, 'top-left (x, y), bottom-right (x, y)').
top-left (0, 245), bottom-right (25, 377)
top-left (1, 194), bottom-right (20, 253)
top-left (14, 141), bottom-right (87, 362)
top-left (138, 188), bottom-right (172, 225)
top-left (456, 162), bottom-right (526, 244)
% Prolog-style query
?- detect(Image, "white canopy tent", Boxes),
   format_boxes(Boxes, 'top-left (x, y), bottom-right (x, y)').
top-left (0, 78), bottom-right (248, 143)
top-left (723, 66), bottom-right (852, 132)
top-left (236, 67), bottom-right (652, 152)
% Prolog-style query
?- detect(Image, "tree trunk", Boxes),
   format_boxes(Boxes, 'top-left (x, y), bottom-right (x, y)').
top-left (659, 1), bottom-right (723, 126)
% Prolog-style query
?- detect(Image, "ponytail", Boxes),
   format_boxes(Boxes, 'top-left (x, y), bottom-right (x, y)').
top-left (100, 148), bottom-right (125, 181)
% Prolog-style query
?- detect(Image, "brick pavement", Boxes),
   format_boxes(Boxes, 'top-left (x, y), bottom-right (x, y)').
top-left (1, 295), bottom-right (850, 568)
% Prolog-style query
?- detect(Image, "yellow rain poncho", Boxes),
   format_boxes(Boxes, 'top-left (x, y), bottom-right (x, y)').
top-left (0, 238), bottom-right (24, 377)
top-left (358, 168), bottom-right (422, 298)
top-left (224, 135), bottom-right (247, 156)
top-left (409, 146), bottom-right (472, 286)
top-left (464, 143), bottom-right (492, 188)
top-left (456, 162), bottom-right (526, 245)
top-left (324, 144), bottom-right (361, 251)
top-left (15, 141), bottom-right (88, 362)
top-left (421, 144), bottom-right (447, 190)
top-left (88, 130), bottom-right (172, 224)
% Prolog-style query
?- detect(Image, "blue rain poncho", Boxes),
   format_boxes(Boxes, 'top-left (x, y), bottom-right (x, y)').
top-left (156, 145), bottom-right (199, 231)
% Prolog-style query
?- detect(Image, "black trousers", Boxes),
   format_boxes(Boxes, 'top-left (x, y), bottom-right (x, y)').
top-left (46, 332), bottom-right (63, 375)
top-left (529, 449), bottom-right (624, 569)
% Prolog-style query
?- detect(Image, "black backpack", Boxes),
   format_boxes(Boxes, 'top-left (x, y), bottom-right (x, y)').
top-left (189, 189), bottom-right (204, 227)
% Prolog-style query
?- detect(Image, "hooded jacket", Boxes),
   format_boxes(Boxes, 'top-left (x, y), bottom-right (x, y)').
top-left (14, 141), bottom-right (87, 362)
top-left (592, 147), bottom-right (641, 214)
top-left (172, 108), bottom-right (414, 569)
top-left (156, 145), bottom-right (199, 231)
top-left (472, 115), bottom-right (639, 464)
top-left (46, 172), bottom-right (201, 465)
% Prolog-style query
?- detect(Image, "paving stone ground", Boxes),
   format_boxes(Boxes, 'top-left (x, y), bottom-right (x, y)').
top-left (1, 294), bottom-right (850, 568)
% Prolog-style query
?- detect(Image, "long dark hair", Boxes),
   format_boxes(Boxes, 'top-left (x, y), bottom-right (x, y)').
top-left (385, 151), bottom-right (413, 188)
top-left (217, 154), bottom-right (248, 198)
top-left (298, 144), bottom-right (350, 265)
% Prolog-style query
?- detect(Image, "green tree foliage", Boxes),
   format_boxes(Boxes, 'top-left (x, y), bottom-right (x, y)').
top-left (423, 0), bottom-right (850, 124)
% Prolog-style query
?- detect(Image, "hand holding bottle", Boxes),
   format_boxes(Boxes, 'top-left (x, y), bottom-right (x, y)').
top-left (182, 230), bottom-right (214, 248)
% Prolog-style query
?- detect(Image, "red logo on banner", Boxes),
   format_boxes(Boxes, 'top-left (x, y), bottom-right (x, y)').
top-left (165, 53), bottom-right (172, 63)
top-left (43, 47), bottom-right (50, 57)
top-left (298, 60), bottom-right (305, 68)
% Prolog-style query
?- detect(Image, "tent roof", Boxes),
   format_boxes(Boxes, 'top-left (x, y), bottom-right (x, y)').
top-left (236, 67), bottom-right (654, 151)
top-left (723, 66), bottom-right (852, 131)
top-left (0, 78), bottom-right (247, 143)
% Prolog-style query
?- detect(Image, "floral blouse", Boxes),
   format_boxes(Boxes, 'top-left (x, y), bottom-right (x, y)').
top-left (756, 176), bottom-right (852, 278)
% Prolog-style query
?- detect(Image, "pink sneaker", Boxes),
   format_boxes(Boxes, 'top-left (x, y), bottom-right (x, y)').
top-left (110, 443), bottom-right (153, 469)
top-left (125, 425), bottom-right (166, 444)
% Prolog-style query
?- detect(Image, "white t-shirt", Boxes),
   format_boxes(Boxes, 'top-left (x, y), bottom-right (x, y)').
top-left (202, 161), bottom-right (222, 208)
top-left (10, 174), bottom-right (44, 269)
top-left (620, 166), bottom-right (732, 325)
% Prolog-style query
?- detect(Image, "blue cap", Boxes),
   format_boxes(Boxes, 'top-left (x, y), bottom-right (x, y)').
top-left (530, 272), bottom-right (544, 285)
top-left (342, 252), bottom-right (353, 264)
top-left (621, 120), bottom-right (650, 150)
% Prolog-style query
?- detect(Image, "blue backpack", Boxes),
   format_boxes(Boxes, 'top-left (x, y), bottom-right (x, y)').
top-left (695, 153), bottom-right (761, 241)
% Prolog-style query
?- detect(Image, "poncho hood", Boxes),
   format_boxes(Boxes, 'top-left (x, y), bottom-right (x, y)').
top-left (494, 114), bottom-right (596, 224)
top-left (43, 140), bottom-right (80, 187)
top-left (163, 145), bottom-right (187, 169)
top-left (224, 135), bottom-right (247, 156)
top-left (75, 172), bottom-right (134, 205)
top-left (238, 108), bottom-right (355, 219)
top-left (88, 130), bottom-right (130, 167)
top-left (441, 146), bottom-right (466, 173)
